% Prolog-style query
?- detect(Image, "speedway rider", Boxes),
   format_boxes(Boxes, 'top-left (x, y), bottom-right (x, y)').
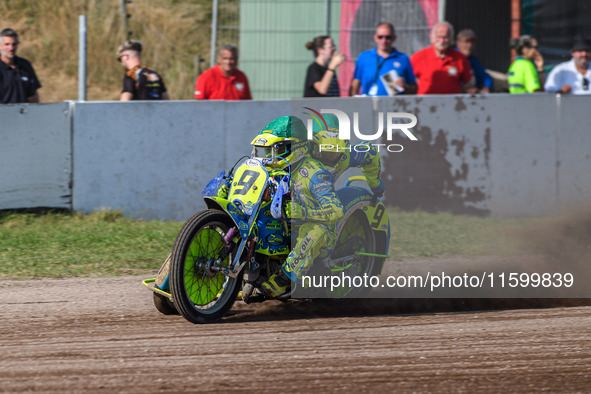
top-left (310, 113), bottom-right (385, 196)
top-left (220, 116), bottom-right (345, 297)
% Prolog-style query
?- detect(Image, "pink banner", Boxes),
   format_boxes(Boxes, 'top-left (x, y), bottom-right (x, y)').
top-left (338, 0), bottom-right (363, 96)
top-left (417, 0), bottom-right (439, 28)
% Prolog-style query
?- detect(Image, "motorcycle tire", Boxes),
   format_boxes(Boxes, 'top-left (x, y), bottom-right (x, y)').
top-left (169, 209), bottom-right (242, 324)
top-left (152, 292), bottom-right (179, 315)
top-left (324, 210), bottom-right (377, 298)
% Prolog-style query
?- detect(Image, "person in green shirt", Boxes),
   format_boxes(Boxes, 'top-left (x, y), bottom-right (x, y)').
top-left (508, 35), bottom-right (544, 93)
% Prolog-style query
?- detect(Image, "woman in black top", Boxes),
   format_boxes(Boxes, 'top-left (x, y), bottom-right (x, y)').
top-left (303, 36), bottom-right (345, 97)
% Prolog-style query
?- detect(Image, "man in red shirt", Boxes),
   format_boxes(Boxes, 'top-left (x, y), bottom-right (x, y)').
top-left (194, 44), bottom-right (252, 100)
top-left (411, 22), bottom-right (477, 95)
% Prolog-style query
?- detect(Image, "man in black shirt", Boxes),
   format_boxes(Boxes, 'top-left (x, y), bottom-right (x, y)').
top-left (117, 40), bottom-right (169, 101)
top-left (0, 28), bottom-right (41, 104)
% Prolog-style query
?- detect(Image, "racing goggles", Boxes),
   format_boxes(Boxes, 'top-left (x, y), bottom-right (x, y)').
top-left (252, 140), bottom-right (291, 160)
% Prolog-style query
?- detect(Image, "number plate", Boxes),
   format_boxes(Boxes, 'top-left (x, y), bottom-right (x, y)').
top-left (228, 162), bottom-right (269, 215)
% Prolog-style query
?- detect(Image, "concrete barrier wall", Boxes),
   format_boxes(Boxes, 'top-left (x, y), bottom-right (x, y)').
top-left (72, 100), bottom-right (290, 221)
top-left (487, 95), bottom-right (560, 217)
top-left (1, 96), bottom-right (590, 220)
top-left (379, 94), bottom-right (566, 217)
top-left (379, 95), bottom-right (493, 215)
top-left (555, 95), bottom-right (591, 212)
top-left (0, 102), bottom-right (72, 210)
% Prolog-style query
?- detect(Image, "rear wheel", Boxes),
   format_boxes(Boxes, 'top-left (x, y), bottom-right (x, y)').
top-left (323, 211), bottom-right (376, 298)
top-left (169, 210), bottom-right (242, 324)
top-left (152, 292), bottom-right (178, 315)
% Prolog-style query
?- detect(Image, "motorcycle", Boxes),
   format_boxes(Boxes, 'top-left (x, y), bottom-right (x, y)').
top-left (143, 156), bottom-right (390, 324)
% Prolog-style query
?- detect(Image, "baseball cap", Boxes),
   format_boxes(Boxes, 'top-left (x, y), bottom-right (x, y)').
top-left (457, 29), bottom-right (477, 42)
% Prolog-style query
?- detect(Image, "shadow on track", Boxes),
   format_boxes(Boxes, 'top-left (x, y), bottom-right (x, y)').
top-left (221, 298), bottom-right (591, 323)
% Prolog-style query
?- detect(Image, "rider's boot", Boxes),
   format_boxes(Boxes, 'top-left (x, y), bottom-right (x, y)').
top-left (261, 269), bottom-right (291, 298)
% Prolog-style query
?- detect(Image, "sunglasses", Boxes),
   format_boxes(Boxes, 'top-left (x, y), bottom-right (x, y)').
top-left (376, 35), bottom-right (392, 40)
top-left (583, 77), bottom-right (589, 91)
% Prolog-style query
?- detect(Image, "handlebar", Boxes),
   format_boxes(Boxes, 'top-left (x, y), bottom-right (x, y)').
top-left (345, 175), bottom-right (380, 207)
top-left (344, 176), bottom-right (367, 187)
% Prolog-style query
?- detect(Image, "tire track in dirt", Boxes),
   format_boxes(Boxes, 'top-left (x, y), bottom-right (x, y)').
top-left (2, 272), bottom-right (591, 392)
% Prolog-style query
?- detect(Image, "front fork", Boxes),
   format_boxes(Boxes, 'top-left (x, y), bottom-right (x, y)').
top-left (240, 236), bottom-right (263, 303)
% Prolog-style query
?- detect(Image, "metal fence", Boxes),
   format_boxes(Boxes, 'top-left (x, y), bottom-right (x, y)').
top-left (212, 0), bottom-right (434, 99)
top-left (212, 0), bottom-right (241, 67)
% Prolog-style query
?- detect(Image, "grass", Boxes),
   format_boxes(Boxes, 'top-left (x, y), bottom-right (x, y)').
top-left (0, 208), bottom-right (551, 280)
top-left (0, 210), bottom-right (182, 279)
top-left (387, 208), bottom-right (549, 259)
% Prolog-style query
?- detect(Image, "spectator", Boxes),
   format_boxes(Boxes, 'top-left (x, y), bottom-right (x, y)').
top-left (456, 29), bottom-right (493, 93)
top-left (0, 28), bottom-right (41, 104)
top-left (411, 21), bottom-right (476, 95)
top-left (194, 44), bottom-right (252, 100)
top-left (350, 22), bottom-right (416, 96)
top-left (118, 40), bottom-right (169, 101)
top-left (508, 35), bottom-right (544, 94)
top-left (303, 36), bottom-right (345, 97)
top-left (544, 36), bottom-right (591, 95)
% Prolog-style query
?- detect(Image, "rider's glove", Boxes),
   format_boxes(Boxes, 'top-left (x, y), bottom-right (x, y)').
top-left (217, 183), bottom-right (230, 198)
top-left (370, 179), bottom-right (385, 198)
top-left (284, 201), bottom-right (307, 220)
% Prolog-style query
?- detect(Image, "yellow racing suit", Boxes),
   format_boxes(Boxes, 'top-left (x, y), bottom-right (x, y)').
top-left (283, 157), bottom-right (344, 281)
top-left (327, 143), bottom-right (384, 192)
top-left (217, 156), bottom-right (343, 282)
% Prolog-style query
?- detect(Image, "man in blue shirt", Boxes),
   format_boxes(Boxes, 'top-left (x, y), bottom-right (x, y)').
top-left (456, 29), bottom-right (493, 93)
top-left (349, 22), bottom-right (416, 96)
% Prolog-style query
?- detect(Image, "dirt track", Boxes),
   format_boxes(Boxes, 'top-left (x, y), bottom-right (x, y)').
top-left (1, 269), bottom-right (591, 392)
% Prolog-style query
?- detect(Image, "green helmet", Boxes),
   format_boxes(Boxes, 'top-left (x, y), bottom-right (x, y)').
top-left (251, 116), bottom-right (309, 169)
top-left (310, 113), bottom-right (349, 166)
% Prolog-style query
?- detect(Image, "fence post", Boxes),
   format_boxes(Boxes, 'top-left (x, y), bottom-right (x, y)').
top-left (210, 0), bottom-right (219, 68)
top-left (119, 0), bottom-right (130, 38)
top-left (324, 0), bottom-right (330, 36)
top-left (78, 15), bottom-right (87, 101)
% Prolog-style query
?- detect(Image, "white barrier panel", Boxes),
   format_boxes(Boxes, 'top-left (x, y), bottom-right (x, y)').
top-left (487, 95), bottom-right (559, 217)
top-left (0, 102), bottom-right (72, 210)
top-left (555, 95), bottom-right (591, 212)
top-left (72, 100), bottom-right (289, 221)
top-left (2, 96), bottom-right (590, 219)
top-left (379, 95), bottom-right (492, 215)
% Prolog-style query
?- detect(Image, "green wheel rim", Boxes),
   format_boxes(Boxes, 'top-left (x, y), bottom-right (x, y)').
top-left (184, 226), bottom-right (229, 306)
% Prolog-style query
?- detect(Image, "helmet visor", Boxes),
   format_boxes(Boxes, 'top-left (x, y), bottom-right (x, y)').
top-left (252, 141), bottom-right (291, 160)
top-left (252, 145), bottom-right (275, 159)
top-left (319, 151), bottom-right (344, 166)
top-left (311, 142), bottom-right (344, 166)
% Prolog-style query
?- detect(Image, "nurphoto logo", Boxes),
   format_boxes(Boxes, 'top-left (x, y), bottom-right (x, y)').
top-left (303, 107), bottom-right (418, 153)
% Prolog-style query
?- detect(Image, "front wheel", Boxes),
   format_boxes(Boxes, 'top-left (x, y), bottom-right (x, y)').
top-left (169, 210), bottom-right (242, 324)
